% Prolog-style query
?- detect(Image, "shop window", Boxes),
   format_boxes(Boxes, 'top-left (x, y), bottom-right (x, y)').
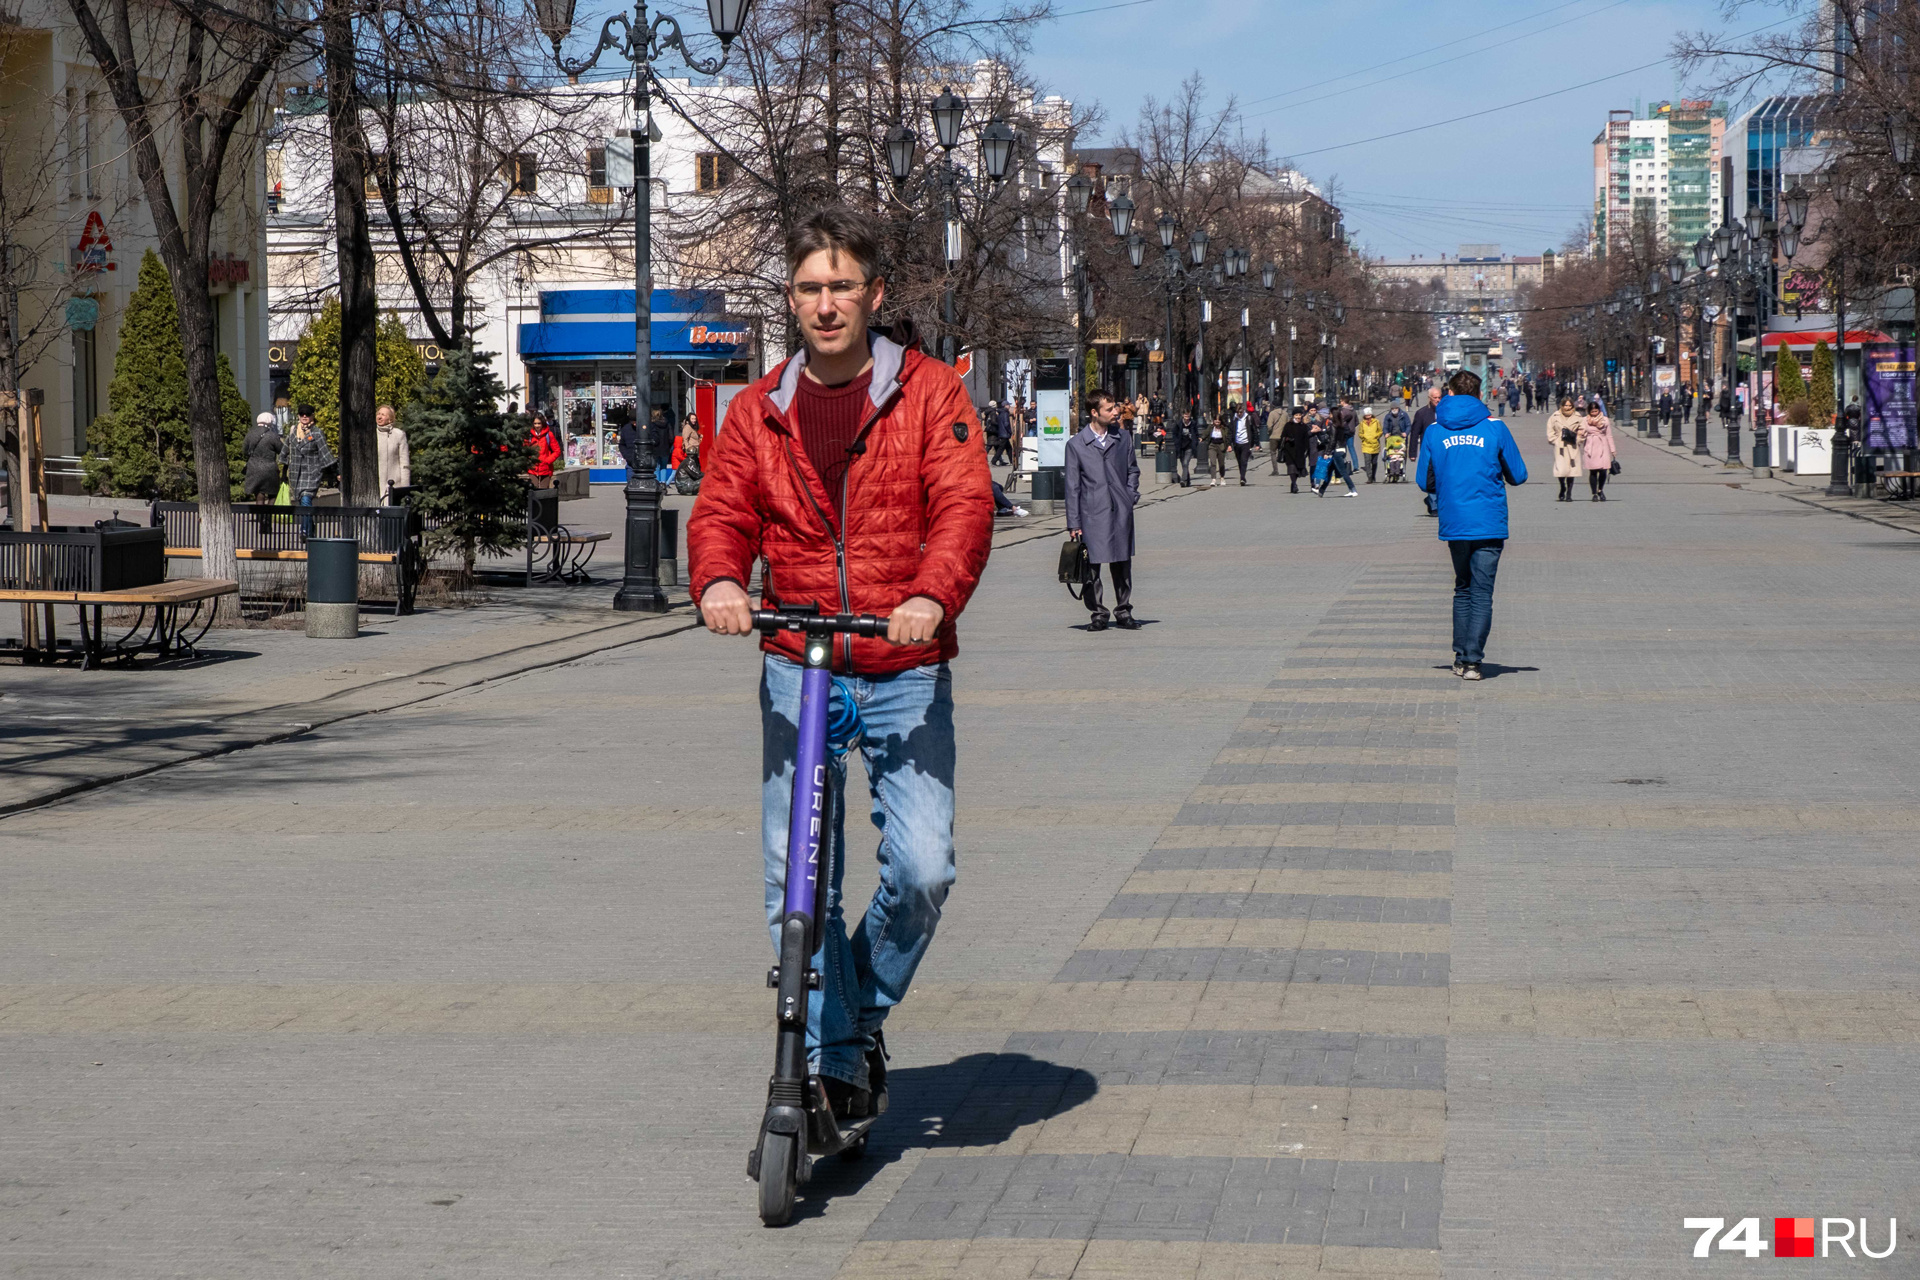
top-left (72, 321), bottom-right (98, 452)
top-left (696, 153), bottom-right (733, 193)
top-left (586, 147), bottom-right (612, 204)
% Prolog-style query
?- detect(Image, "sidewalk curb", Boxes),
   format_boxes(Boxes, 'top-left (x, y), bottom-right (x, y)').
top-left (1621, 430), bottom-right (1920, 538)
top-left (1, 486), bottom-right (1200, 822)
top-left (0, 611), bottom-right (704, 821)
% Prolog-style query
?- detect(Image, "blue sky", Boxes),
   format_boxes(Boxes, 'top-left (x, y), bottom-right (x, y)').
top-left (1026, 0), bottom-right (1758, 258)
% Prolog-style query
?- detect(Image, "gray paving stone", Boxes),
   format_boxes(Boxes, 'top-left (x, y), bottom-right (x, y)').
top-left (1101, 892), bottom-right (1452, 923)
top-left (1001, 1030), bottom-right (1447, 1089)
top-left (864, 1155), bottom-right (1443, 1246)
top-left (1172, 801), bottom-right (1456, 826)
top-left (1137, 846), bottom-right (1454, 874)
top-left (1201, 763), bottom-right (1459, 785)
top-left (1055, 947), bottom-right (1449, 986)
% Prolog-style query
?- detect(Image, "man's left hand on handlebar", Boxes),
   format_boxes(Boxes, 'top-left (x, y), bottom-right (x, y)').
top-left (886, 596), bottom-right (943, 647)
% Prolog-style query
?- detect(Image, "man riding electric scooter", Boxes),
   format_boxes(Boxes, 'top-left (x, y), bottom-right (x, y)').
top-left (688, 206), bottom-right (994, 1220)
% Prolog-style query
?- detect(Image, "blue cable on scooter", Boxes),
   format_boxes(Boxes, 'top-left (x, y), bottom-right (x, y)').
top-left (826, 679), bottom-right (865, 751)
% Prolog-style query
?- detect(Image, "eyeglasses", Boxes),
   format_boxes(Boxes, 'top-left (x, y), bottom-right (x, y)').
top-left (790, 278), bottom-right (872, 301)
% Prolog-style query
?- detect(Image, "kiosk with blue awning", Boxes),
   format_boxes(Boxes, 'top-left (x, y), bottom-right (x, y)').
top-left (519, 288), bottom-right (755, 479)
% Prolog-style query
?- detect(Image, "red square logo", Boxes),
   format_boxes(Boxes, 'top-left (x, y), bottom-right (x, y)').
top-left (1777, 1218), bottom-right (1816, 1258)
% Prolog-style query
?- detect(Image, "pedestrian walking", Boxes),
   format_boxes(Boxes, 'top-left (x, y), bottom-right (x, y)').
top-left (1657, 388), bottom-right (1674, 433)
top-left (1065, 389), bottom-right (1141, 631)
top-left (1205, 412), bottom-right (1229, 486)
top-left (281, 405), bottom-right (335, 538)
top-left (1409, 385), bottom-right (1440, 465)
top-left (528, 411), bottom-right (563, 488)
top-left (375, 403), bottom-right (410, 502)
top-left (1579, 401), bottom-right (1616, 500)
top-left (1171, 413), bottom-right (1196, 486)
top-left (1265, 397), bottom-right (1289, 475)
top-left (1358, 407), bottom-right (1383, 483)
top-left (242, 411), bottom-right (283, 503)
top-left (1279, 407), bottom-right (1311, 492)
top-left (1336, 396), bottom-right (1360, 470)
top-left (1523, 379), bottom-right (1535, 413)
top-left (688, 205), bottom-right (992, 1126)
top-left (1231, 402), bottom-right (1255, 484)
top-left (1506, 380), bottom-right (1521, 415)
top-left (1416, 369), bottom-right (1527, 680)
top-left (1312, 408), bottom-right (1357, 497)
top-left (1546, 396), bottom-right (1583, 501)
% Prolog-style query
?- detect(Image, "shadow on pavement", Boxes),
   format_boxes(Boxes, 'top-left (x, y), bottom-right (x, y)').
top-left (780, 1051), bottom-right (1098, 1223)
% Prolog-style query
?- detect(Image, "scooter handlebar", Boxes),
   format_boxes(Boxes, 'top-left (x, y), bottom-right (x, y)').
top-left (750, 608), bottom-right (888, 638)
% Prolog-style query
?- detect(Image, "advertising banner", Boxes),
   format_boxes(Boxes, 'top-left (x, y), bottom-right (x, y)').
top-left (1861, 343), bottom-right (1918, 452)
top-left (1655, 365), bottom-right (1677, 394)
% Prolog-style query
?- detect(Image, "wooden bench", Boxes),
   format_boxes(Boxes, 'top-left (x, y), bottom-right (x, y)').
top-left (0, 578), bottom-right (238, 669)
top-left (151, 502), bottom-right (421, 612)
top-left (1879, 471), bottom-right (1920, 500)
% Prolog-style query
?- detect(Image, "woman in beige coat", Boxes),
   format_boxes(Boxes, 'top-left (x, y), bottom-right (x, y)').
top-left (1545, 396), bottom-right (1583, 502)
top-left (375, 404), bottom-right (410, 503)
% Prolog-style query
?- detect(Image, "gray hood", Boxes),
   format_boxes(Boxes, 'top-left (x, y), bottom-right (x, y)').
top-left (766, 332), bottom-right (907, 419)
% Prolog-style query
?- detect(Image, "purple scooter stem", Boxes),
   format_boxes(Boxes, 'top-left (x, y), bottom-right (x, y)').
top-left (782, 651), bottom-right (833, 926)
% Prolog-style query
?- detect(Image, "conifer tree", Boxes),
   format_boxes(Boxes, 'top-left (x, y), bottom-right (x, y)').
top-left (291, 301), bottom-right (431, 446)
top-left (288, 297), bottom-right (344, 451)
top-left (85, 250), bottom-right (248, 498)
top-left (375, 311), bottom-right (427, 412)
top-left (1775, 344), bottom-right (1808, 418)
top-left (1809, 340), bottom-right (1836, 427)
top-left (405, 344), bottom-right (535, 577)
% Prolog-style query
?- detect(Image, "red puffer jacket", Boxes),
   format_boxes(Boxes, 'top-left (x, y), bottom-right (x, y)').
top-left (687, 334), bottom-right (993, 675)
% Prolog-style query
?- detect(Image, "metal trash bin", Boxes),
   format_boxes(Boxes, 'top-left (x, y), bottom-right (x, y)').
top-left (306, 537), bottom-right (359, 639)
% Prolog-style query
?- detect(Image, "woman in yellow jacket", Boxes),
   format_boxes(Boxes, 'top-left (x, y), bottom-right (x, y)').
top-left (1357, 407), bottom-right (1384, 483)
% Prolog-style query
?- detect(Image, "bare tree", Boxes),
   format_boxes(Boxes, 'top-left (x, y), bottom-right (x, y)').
top-left (60, 0), bottom-right (300, 603)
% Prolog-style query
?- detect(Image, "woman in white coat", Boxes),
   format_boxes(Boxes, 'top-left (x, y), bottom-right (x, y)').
top-left (1545, 396), bottom-right (1584, 502)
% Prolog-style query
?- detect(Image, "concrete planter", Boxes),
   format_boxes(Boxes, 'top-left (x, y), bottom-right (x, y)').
top-left (1791, 428), bottom-right (1833, 476)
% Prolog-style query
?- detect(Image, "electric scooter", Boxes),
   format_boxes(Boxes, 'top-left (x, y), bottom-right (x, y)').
top-left (745, 605), bottom-right (889, 1227)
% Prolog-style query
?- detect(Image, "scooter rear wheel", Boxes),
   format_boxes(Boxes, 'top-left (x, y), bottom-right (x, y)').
top-left (757, 1130), bottom-right (797, 1226)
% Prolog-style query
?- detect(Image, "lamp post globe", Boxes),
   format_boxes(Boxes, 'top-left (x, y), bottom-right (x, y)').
top-left (1714, 224), bottom-right (1733, 262)
top-left (1109, 192), bottom-right (1135, 238)
top-left (979, 120), bottom-right (1016, 183)
top-left (1781, 223), bottom-right (1801, 260)
top-left (1128, 234), bottom-right (1144, 269)
top-left (929, 88), bottom-right (965, 151)
top-left (1189, 226), bottom-right (1207, 266)
top-left (1668, 255), bottom-right (1686, 285)
top-left (1281, 277), bottom-right (1294, 304)
top-left (1261, 262), bottom-right (1276, 290)
top-left (1066, 170), bottom-right (1092, 215)
top-left (1158, 210), bottom-right (1176, 252)
top-left (707, 0), bottom-right (752, 43)
top-left (1784, 183), bottom-right (1811, 231)
top-left (885, 124), bottom-right (916, 185)
top-left (1693, 236), bottom-right (1711, 271)
top-left (531, 0), bottom-right (576, 50)
top-left (1745, 204), bottom-right (1765, 240)
top-left (1212, 261), bottom-right (1225, 288)
top-left (1333, 300), bottom-right (1345, 325)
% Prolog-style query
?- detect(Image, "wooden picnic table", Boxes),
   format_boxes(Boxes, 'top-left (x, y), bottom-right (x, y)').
top-left (0, 578), bottom-right (238, 669)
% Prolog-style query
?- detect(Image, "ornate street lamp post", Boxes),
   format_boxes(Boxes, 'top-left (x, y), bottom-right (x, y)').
top-left (534, 0), bottom-right (752, 613)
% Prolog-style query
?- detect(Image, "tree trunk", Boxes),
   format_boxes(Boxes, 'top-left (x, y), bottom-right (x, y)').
top-left (325, 0), bottom-right (379, 507)
top-left (175, 273), bottom-right (239, 616)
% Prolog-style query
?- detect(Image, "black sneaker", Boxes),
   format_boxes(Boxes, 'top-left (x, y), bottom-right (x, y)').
top-left (822, 1076), bottom-right (870, 1122)
top-left (1088, 616), bottom-right (1109, 631)
top-left (1451, 658), bottom-right (1467, 678)
top-left (1461, 662), bottom-right (1484, 681)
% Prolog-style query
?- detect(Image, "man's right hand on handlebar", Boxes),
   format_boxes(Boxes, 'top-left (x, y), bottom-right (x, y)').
top-left (700, 580), bottom-right (755, 635)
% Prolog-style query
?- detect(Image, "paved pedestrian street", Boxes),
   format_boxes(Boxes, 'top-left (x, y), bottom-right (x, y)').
top-left (4, 415), bottom-right (1918, 1278)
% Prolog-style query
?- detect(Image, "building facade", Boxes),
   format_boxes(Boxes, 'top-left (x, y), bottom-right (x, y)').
top-left (1591, 100), bottom-right (1726, 254)
top-left (1, 1), bottom-right (270, 471)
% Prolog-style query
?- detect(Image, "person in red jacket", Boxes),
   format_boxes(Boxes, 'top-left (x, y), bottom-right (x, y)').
top-left (528, 412), bottom-right (563, 486)
top-left (689, 206), bottom-right (992, 1123)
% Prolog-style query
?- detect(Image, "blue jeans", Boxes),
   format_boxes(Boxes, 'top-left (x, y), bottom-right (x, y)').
top-left (761, 654), bottom-right (957, 1088)
top-left (297, 489), bottom-right (316, 538)
top-left (1449, 539), bottom-right (1504, 664)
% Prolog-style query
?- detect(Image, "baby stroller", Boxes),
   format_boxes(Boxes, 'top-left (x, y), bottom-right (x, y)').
top-left (1382, 433), bottom-right (1407, 484)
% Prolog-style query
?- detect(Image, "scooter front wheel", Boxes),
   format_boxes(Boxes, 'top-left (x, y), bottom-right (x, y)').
top-left (757, 1130), bottom-right (798, 1226)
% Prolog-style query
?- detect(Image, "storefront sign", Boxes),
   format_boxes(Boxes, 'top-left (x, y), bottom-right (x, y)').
top-left (1861, 343), bottom-right (1918, 451)
top-left (70, 211), bottom-right (115, 274)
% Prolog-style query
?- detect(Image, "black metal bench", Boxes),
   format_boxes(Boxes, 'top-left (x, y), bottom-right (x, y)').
top-left (151, 501), bottom-right (424, 614)
top-left (525, 489), bottom-right (609, 586)
top-left (0, 523), bottom-right (234, 667)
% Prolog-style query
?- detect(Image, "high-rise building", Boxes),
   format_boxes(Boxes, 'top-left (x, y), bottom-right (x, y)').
top-left (1724, 95), bottom-right (1825, 229)
top-left (1591, 100), bottom-right (1726, 254)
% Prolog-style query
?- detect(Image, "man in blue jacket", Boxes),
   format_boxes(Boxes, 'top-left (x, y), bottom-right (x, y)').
top-left (1417, 369), bottom-right (1528, 681)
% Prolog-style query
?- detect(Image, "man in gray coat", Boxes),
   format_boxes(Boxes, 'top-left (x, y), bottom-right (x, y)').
top-left (1065, 388), bottom-right (1140, 631)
